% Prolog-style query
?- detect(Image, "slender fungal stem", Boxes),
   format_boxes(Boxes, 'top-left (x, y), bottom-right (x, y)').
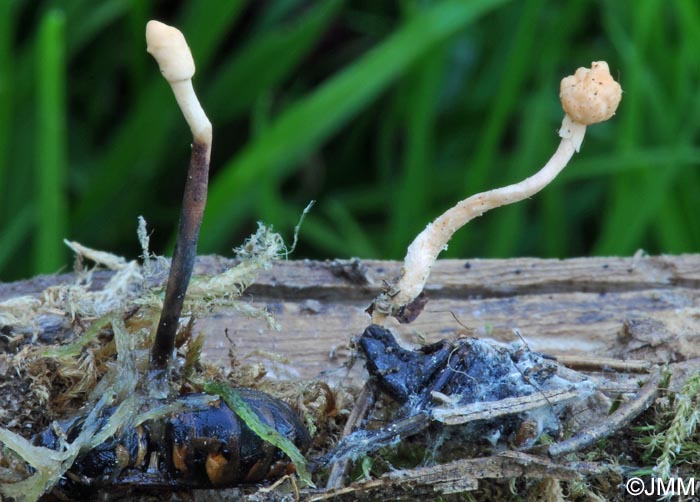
top-left (145, 21), bottom-right (212, 375)
top-left (392, 132), bottom-right (578, 313)
top-left (369, 128), bottom-right (579, 325)
top-left (150, 139), bottom-right (210, 372)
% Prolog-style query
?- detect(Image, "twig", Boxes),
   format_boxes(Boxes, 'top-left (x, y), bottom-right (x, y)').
top-left (309, 451), bottom-right (611, 500)
top-left (316, 412), bottom-right (430, 469)
top-left (325, 383), bottom-right (374, 489)
top-left (554, 355), bottom-right (653, 373)
top-left (548, 366), bottom-right (662, 457)
top-left (431, 387), bottom-right (588, 426)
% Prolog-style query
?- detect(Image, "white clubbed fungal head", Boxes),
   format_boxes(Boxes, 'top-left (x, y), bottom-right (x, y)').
top-left (560, 61), bottom-right (621, 125)
top-left (146, 20), bottom-right (195, 83)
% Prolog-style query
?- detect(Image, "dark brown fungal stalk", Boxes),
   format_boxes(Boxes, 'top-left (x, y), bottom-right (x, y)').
top-left (150, 140), bottom-right (209, 373)
top-left (145, 21), bottom-right (213, 377)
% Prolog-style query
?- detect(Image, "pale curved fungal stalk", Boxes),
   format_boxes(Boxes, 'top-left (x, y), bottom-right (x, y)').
top-left (369, 61), bottom-right (622, 325)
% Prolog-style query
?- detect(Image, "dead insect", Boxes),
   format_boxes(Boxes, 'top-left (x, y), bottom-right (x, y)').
top-left (358, 324), bottom-right (558, 411)
top-left (318, 325), bottom-right (568, 467)
top-left (35, 388), bottom-right (310, 498)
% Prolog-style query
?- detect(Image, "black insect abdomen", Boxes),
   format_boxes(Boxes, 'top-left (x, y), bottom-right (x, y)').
top-left (35, 388), bottom-right (311, 494)
top-left (166, 388), bottom-right (310, 487)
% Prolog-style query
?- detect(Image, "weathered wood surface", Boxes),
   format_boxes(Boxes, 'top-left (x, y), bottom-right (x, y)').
top-left (198, 254), bottom-right (700, 382)
top-left (2, 254), bottom-right (700, 501)
top-left (3, 254), bottom-right (700, 382)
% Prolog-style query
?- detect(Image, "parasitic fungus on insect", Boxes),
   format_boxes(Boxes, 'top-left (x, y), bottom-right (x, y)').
top-left (146, 20), bottom-right (213, 378)
top-left (369, 61), bottom-right (622, 325)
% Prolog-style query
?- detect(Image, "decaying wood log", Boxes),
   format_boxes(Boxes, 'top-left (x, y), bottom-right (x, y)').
top-left (310, 451), bottom-right (611, 501)
top-left (2, 254), bottom-right (699, 501)
top-left (195, 254), bottom-right (700, 382)
top-left (2, 254), bottom-right (699, 383)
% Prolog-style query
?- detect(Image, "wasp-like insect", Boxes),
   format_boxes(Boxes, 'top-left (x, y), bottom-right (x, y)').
top-left (35, 388), bottom-right (310, 498)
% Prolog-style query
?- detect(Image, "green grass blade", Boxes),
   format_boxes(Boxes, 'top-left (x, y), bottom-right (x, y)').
top-left (8, 1), bottom-right (700, 279)
top-left (388, 41), bottom-right (445, 257)
top-left (324, 198), bottom-right (378, 257)
top-left (254, 0), bottom-right (308, 31)
top-left (655, 198), bottom-right (691, 253)
top-left (39, 313), bottom-right (116, 359)
top-left (125, 0), bottom-right (151, 91)
top-left (176, 0), bottom-right (247, 69)
top-left (297, 216), bottom-right (352, 257)
top-left (0, 0), bottom-right (16, 205)
top-left (34, 9), bottom-right (68, 274)
top-left (593, 0), bottom-right (697, 255)
top-left (205, 0), bottom-right (342, 122)
top-left (0, 206), bottom-right (33, 278)
top-left (444, 0), bottom-right (544, 256)
top-left (562, 147), bottom-right (700, 180)
top-left (65, 0), bottom-right (131, 55)
top-left (199, 0), bottom-right (509, 252)
top-left (461, 0), bottom-right (545, 196)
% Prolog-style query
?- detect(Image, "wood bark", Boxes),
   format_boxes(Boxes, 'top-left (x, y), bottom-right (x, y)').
top-left (2, 254), bottom-right (699, 382)
top-left (2, 254), bottom-right (700, 501)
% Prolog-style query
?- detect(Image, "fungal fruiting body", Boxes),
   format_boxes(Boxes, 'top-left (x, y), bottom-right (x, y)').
top-left (370, 61), bottom-right (622, 325)
top-left (146, 21), bottom-right (212, 375)
top-left (559, 61), bottom-right (622, 151)
top-left (146, 21), bottom-right (211, 143)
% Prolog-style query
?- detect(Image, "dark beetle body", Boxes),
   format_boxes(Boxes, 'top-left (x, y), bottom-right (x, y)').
top-left (166, 390), bottom-right (310, 487)
top-left (35, 388), bottom-right (310, 497)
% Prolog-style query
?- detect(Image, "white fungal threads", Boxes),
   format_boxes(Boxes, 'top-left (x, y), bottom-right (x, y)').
top-left (146, 20), bottom-right (212, 145)
top-left (371, 61), bottom-right (622, 324)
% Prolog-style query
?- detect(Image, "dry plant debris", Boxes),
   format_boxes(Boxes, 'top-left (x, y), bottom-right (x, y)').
top-left (0, 224), bottom-right (330, 501)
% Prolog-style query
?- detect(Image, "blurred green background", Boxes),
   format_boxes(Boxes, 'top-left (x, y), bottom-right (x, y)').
top-left (1, 0), bottom-right (699, 281)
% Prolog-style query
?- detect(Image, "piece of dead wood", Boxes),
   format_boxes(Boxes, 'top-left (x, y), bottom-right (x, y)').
top-left (2, 256), bottom-right (699, 502)
top-left (554, 355), bottom-right (653, 373)
top-left (309, 451), bottom-right (611, 501)
top-left (431, 387), bottom-right (588, 426)
top-left (325, 383), bottom-right (373, 489)
top-left (548, 366), bottom-right (662, 457)
top-left (3, 256), bottom-right (700, 382)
